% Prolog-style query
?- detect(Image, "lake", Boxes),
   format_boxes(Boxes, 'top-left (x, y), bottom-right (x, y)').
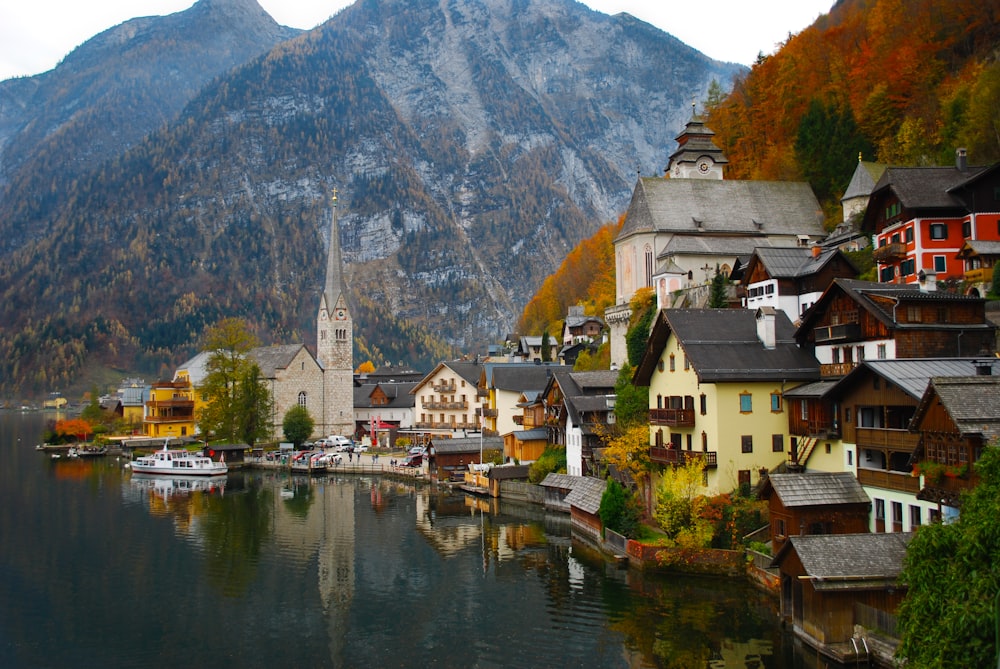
top-left (0, 412), bottom-right (819, 668)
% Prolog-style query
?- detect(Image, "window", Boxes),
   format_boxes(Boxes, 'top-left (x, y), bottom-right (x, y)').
top-left (701, 431), bottom-right (708, 451)
top-left (900, 258), bottom-right (915, 276)
top-left (772, 434), bottom-right (783, 452)
top-left (669, 354), bottom-right (675, 372)
top-left (700, 394), bottom-right (707, 415)
top-left (904, 227), bottom-right (914, 243)
top-left (832, 348), bottom-right (840, 363)
top-left (929, 223), bottom-right (948, 240)
top-left (847, 450), bottom-right (853, 466)
top-left (770, 392), bottom-right (782, 412)
top-left (892, 502), bottom-right (903, 531)
top-left (741, 435), bottom-right (753, 453)
top-left (891, 232), bottom-right (901, 245)
top-left (739, 393), bottom-right (752, 413)
top-left (910, 505), bottom-right (922, 528)
top-left (774, 518), bottom-right (786, 537)
top-left (683, 355), bottom-right (689, 371)
top-left (934, 255), bottom-right (947, 273)
top-left (880, 265), bottom-right (895, 282)
top-left (738, 469), bottom-right (751, 488)
top-left (962, 220), bottom-right (971, 238)
top-left (297, 391), bottom-right (307, 407)
top-left (825, 442), bottom-right (832, 454)
top-left (644, 246), bottom-right (653, 287)
top-left (877, 343), bottom-right (887, 359)
top-left (857, 346), bottom-right (865, 361)
top-left (875, 498), bottom-right (886, 522)
top-left (800, 399), bottom-right (808, 421)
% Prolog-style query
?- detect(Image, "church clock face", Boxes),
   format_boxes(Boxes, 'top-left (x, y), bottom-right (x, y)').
top-left (335, 308), bottom-right (346, 320)
top-left (697, 158), bottom-right (711, 174)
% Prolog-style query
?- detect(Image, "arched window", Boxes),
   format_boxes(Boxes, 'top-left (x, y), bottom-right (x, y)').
top-left (644, 245), bottom-right (654, 287)
top-left (298, 392), bottom-right (307, 407)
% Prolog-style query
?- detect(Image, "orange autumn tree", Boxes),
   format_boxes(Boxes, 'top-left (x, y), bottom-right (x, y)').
top-left (517, 218), bottom-right (621, 335)
top-left (54, 418), bottom-right (92, 442)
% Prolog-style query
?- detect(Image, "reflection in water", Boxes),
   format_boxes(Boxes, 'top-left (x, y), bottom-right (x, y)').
top-left (3, 413), bottom-right (805, 669)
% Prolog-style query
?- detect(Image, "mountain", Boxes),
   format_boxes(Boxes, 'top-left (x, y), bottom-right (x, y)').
top-left (0, 0), bottom-right (743, 397)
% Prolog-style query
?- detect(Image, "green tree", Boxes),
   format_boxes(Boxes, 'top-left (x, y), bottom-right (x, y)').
top-left (625, 288), bottom-right (656, 368)
top-left (282, 404), bottom-right (315, 447)
top-left (198, 318), bottom-right (261, 442)
top-left (896, 443), bottom-right (1000, 668)
top-left (541, 329), bottom-right (552, 362)
top-left (613, 363), bottom-right (648, 428)
top-left (80, 385), bottom-right (104, 424)
top-left (599, 478), bottom-right (642, 539)
top-left (708, 270), bottom-right (728, 308)
top-left (528, 447), bottom-right (566, 483)
top-left (235, 363), bottom-right (273, 448)
top-left (795, 99), bottom-right (874, 204)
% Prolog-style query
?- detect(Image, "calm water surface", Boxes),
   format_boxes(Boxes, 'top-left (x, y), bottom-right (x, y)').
top-left (0, 412), bottom-right (818, 668)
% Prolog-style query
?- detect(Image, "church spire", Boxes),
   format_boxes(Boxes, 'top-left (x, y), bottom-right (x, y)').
top-left (322, 188), bottom-right (344, 314)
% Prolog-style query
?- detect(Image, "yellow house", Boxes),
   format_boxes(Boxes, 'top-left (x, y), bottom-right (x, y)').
top-left (411, 360), bottom-right (484, 439)
top-left (633, 308), bottom-right (821, 495)
top-left (144, 376), bottom-right (197, 439)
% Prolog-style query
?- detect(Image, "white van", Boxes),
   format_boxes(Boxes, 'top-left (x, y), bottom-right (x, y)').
top-left (328, 435), bottom-right (353, 451)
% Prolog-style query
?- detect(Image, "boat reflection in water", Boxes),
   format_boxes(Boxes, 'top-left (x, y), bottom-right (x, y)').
top-left (129, 474), bottom-right (227, 520)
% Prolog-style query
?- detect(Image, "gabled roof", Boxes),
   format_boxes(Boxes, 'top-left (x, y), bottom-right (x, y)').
top-left (861, 163), bottom-right (992, 231)
top-left (912, 375), bottom-right (1000, 440)
top-left (544, 369), bottom-right (618, 426)
top-left (539, 472), bottom-right (578, 490)
top-left (488, 363), bottom-right (560, 392)
top-left (430, 436), bottom-right (503, 455)
top-left (563, 476), bottom-right (607, 515)
top-left (509, 428), bottom-right (548, 441)
top-left (763, 472), bottom-right (869, 507)
top-left (175, 350), bottom-right (213, 385)
top-left (832, 358), bottom-right (994, 400)
top-left (634, 308), bottom-right (820, 385)
top-left (745, 246), bottom-right (854, 281)
top-left (354, 381), bottom-right (419, 409)
top-left (488, 464), bottom-right (530, 481)
top-left (957, 239), bottom-right (1000, 259)
top-left (796, 278), bottom-right (989, 339)
top-left (616, 177), bottom-right (825, 241)
top-left (772, 533), bottom-right (912, 589)
top-left (250, 344), bottom-right (310, 378)
top-left (411, 360), bottom-right (484, 394)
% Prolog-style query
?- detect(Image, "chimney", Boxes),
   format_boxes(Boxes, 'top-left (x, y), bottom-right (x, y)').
top-left (918, 269), bottom-right (937, 292)
top-left (756, 307), bottom-right (776, 349)
top-left (974, 359), bottom-right (994, 376)
top-left (956, 148), bottom-right (968, 171)
top-left (811, 244), bottom-right (821, 259)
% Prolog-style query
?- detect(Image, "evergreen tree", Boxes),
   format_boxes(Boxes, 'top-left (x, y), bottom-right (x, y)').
top-left (235, 363), bottom-right (273, 448)
top-left (541, 329), bottom-right (552, 362)
top-left (708, 270), bottom-right (728, 308)
top-left (599, 478), bottom-right (642, 539)
top-left (613, 363), bottom-right (648, 428)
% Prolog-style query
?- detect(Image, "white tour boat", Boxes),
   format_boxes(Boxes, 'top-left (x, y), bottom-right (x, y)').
top-left (129, 444), bottom-right (228, 476)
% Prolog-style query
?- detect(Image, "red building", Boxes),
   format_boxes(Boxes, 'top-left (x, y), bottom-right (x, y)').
top-left (863, 154), bottom-right (1000, 287)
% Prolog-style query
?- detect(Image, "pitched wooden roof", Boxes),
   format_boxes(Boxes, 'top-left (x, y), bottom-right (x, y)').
top-left (763, 472), bottom-right (870, 507)
top-left (772, 533), bottom-right (912, 590)
top-left (912, 375), bottom-right (1000, 440)
top-left (564, 476), bottom-right (607, 515)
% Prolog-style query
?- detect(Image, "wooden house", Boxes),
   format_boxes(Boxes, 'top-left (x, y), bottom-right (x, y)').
top-left (742, 245), bottom-right (858, 322)
top-left (910, 372), bottom-right (1000, 509)
top-left (795, 278), bottom-right (996, 378)
top-left (486, 464), bottom-right (530, 498)
top-left (539, 473), bottom-right (578, 512)
top-left (428, 436), bottom-right (502, 482)
top-left (541, 369), bottom-right (618, 477)
top-left (956, 239), bottom-right (1000, 298)
top-left (771, 533), bottom-right (911, 663)
top-left (760, 472), bottom-right (870, 554)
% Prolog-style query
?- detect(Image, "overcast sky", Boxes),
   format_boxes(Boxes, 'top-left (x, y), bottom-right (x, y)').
top-left (0, 1), bottom-right (833, 81)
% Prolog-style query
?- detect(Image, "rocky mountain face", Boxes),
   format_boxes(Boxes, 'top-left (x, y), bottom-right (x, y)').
top-left (0, 0), bottom-right (743, 396)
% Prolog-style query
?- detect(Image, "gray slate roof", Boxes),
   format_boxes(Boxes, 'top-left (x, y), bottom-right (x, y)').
top-left (635, 308), bottom-right (820, 384)
top-left (776, 533), bottom-right (912, 589)
top-left (841, 161), bottom-right (886, 202)
top-left (539, 473), bottom-right (578, 490)
top-left (354, 381), bottom-right (420, 409)
top-left (490, 364), bottom-right (561, 392)
top-left (838, 359), bottom-right (996, 400)
top-left (750, 246), bottom-right (846, 279)
top-left (782, 380), bottom-right (839, 399)
top-left (618, 178), bottom-right (825, 240)
top-left (921, 376), bottom-right (1000, 440)
top-left (872, 165), bottom-right (989, 211)
top-left (563, 476), bottom-right (607, 515)
top-left (766, 472), bottom-right (870, 507)
top-left (250, 344), bottom-right (308, 377)
top-left (431, 436), bottom-right (503, 455)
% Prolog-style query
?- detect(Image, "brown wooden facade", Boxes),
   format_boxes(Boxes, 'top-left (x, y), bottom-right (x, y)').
top-left (743, 250), bottom-right (858, 298)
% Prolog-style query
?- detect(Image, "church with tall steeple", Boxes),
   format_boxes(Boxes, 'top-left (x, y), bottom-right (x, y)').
top-left (315, 189), bottom-right (355, 437)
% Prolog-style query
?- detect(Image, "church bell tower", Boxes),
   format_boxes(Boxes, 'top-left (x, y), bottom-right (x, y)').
top-left (317, 189), bottom-right (354, 437)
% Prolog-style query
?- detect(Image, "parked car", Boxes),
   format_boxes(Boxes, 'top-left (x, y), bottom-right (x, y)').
top-left (329, 435), bottom-right (353, 451)
top-left (400, 453), bottom-right (423, 467)
top-left (408, 446), bottom-right (426, 455)
top-left (353, 444), bottom-right (368, 453)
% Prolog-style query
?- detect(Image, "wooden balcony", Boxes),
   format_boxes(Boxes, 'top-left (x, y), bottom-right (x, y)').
top-left (857, 467), bottom-right (920, 493)
top-left (820, 362), bottom-right (857, 377)
top-left (964, 267), bottom-right (994, 284)
top-left (855, 427), bottom-right (919, 451)
top-left (649, 446), bottom-right (717, 468)
top-left (649, 408), bottom-right (695, 427)
top-left (424, 400), bottom-right (468, 410)
top-left (480, 407), bottom-right (497, 418)
top-left (432, 382), bottom-right (457, 393)
top-left (872, 242), bottom-right (907, 263)
top-left (814, 323), bottom-right (862, 344)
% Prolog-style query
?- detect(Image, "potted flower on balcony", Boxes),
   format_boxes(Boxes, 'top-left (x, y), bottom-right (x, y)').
top-left (914, 460), bottom-right (945, 485)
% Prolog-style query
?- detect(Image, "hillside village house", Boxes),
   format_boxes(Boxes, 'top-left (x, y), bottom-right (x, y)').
top-left (863, 153), bottom-right (1000, 286)
top-left (760, 472), bottom-right (870, 554)
top-left (956, 239), bottom-right (1000, 297)
top-left (144, 371), bottom-right (198, 440)
top-left (411, 360), bottom-right (484, 440)
top-left (742, 246), bottom-right (858, 322)
top-left (795, 278), bottom-right (996, 378)
top-left (607, 114), bottom-right (827, 367)
top-left (479, 362), bottom-right (562, 440)
top-left (540, 369), bottom-right (618, 476)
top-left (910, 373), bottom-right (1000, 511)
top-left (633, 307), bottom-right (820, 496)
top-left (505, 390), bottom-right (548, 464)
top-left (353, 380), bottom-right (417, 447)
top-left (561, 306), bottom-right (604, 345)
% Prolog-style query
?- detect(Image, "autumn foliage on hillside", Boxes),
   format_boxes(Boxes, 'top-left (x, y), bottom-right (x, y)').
top-left (707, 0), bottom-right (1000, 216)
top-left (517, 219), bottom-right (621, 335)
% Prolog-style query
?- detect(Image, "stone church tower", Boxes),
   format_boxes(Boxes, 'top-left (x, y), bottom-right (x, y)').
top-left (316, 190), bottom-right (355, 437)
